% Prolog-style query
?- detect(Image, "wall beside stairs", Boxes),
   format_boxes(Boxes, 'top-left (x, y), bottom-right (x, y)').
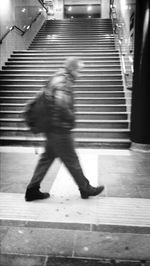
top-left (0, 0), bottom-right (47, 69)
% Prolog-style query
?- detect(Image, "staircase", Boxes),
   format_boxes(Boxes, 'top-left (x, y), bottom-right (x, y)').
top-left (0, 18), bottom-right (130, 148)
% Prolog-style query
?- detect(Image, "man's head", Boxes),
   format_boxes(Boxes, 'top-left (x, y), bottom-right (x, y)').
top-left (64, 57), bottom-right (84, 79)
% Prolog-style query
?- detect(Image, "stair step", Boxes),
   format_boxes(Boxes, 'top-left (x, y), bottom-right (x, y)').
top-left (0, 110), bottom-right (128, 120)
top-left (36, 32), bottom-right (113, 36)
top-left (0, 84), bottom-right (124, 91)
top-left (31, 39), bottom-right (115, 43)
top-left (29, 46), bottom-right (116, 49)
top-left (0, 90), bottom-right (125, 98)
top-left (75, 104), bottom-right (127, 112)
top-left (76, 113), bottom-right (128, 120)
top-left (0, 97), bottom-right (126, 104)
top-left (0, 118), bottom-right (129, 129)
top-left (0, 70), bottom-right (122, 75)
top-left (31, 40), bottom-right (115, 44)
top-left (0, 74), bottom-right (122, 81)
top-left (30, 47), bottom-right (115, 50)
top-left (13, 50), bottom-right (119, 53)
top-left (11, 52), bottom-right (119, 56)
top-left (0, 126), bottom-right (129, 139)
top-left (6, 61), bottom-right (121, 67)
top-left (8, 58), bottom-right (120, 62)
top-left (0, 80), bottom-right (123, 86)
top-left (3, 65), bottom-right (121, 70)
top-left (0, 103), bottom-right (127, 112)
top-left (10, 53), bottom-right (120, 58)
top-left (75, 98), bottom-right (126, 104)
top-left (0, 135), bottom-right (130, 148)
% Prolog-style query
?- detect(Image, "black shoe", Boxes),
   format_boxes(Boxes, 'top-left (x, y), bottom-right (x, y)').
top-left (25, 187), bottom-right (50, 201)
top-left (80, 185), bottom-right (104, 199)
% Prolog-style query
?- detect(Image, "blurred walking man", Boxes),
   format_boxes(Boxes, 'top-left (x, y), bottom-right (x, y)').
top-left (25, 57), bottom-right (104, 201)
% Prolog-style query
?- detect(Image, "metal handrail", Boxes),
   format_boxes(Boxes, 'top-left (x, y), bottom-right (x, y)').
top-left (0, 26), bottom-right (24, 44)
top-left (110, 5), bottom-right (134, 88)
top-left (38, 0), bottom-right (48, 13)
top-left (0, 11), bottom-right (42, 44)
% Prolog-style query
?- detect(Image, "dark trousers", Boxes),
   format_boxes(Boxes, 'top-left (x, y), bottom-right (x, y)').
top-left (27, 132), bottom-right (89, 190)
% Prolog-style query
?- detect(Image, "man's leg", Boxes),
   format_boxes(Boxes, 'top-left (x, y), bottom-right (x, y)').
top-left (49, 132), bottom-right (89, 189)
top-left (27, 150), bottom-right (55, 190)
top-left (25, 141), bottom-right (55, 201)
top-left (49, 132), bottom-right (104, 198)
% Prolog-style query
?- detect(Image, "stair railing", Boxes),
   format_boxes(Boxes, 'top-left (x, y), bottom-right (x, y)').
top-left (38, 0), bottom-right (48, 13)
top-left (110, 5), bottom-right (134, 90)
top-left (0, 11), bottom-right (43, 44)
top-left (110, 4), bottom-right (133, 126)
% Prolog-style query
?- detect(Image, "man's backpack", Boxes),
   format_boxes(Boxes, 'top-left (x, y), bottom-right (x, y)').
top-left (24, 91), bottom-right (54, 134)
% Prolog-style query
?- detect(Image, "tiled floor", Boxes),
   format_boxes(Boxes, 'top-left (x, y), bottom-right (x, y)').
top-left (0, 147), bottom-right (150, 264)
top-left (0, 147), bottom-right (150, 227)
top-left (0, 147), bottom-right (150, 198)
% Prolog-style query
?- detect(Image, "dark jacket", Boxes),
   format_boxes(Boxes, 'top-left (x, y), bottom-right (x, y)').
top-left (44, 68), bottom-right (76, 133)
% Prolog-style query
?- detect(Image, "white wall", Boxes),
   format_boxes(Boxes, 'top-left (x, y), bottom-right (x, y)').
top-left (0, 0), bottom-right (47, 69)
top-left (53, 0), bottom-right (64, 19)
top-left (65, 0), bottom-right (100, 4)
top-left (101, 0), bottom-right (110, 18)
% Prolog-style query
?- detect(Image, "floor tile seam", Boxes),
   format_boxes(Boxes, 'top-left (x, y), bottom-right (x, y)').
top-left (43, 256), bottom-right (49, 266)
top-left (1, 219), bottom-right (150, 233)
top-left (1, 216), bottom-right (150, 228)
top-left (0, 253), bottom-right (149, 264)
top-left (0, 252), bottom-right (49, 263)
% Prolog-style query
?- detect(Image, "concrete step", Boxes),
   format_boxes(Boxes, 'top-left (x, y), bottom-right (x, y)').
top-left (29, 46), bottom-right (116, 50)
top-left (10, 53), bottom-right (120, 58)
top-left (31, 40), bottom-right (115, 44)
top-left (35, 34), bottom-right (113, 38)
top-left (0, 84), bottom-right (124, 91)
top-left (74, 98), bottom-right (126, 104)
top-left (41, 24), bottom-right (113, 27)
top-left (34, 37), bottom-right (114, 42)
top-left (3, 64), bottom-right (121, 70)
top-left (29, 43), bottom-right (115, 46)
top-left (35, 33), bottom-right (113, 37)
top-left (0, 110), bottom-right (128, 120)
top-left (39, 26), bottom-right (113, 29)
top-left (0, 79), bottom-right (123, 85)
top-left (33, 36), bottom-right (114, 41)
top-left (0, 103), bottom-right (127, 112)
top-left (0, 97), bottom-right (126, 104)
top-left (0, 90), bottom-right (124, 98)
top-left (0, 127), bottom-right (129, 139)
top-left (0, 118), bottom-right (129, 129)
top-left (36, 32), bottom-right (114, 36)
top-left (13, 50), bottom-right (119, 54)
top-left (44, 18), bottom-right (112, 22)
top-left (8, 57), bottom-right (120, 62)
top-left (75, 104), bottom-right (127, 112)
top-left (0, 69), bottom-right (122, 75)
top-left (0, 135), bottom-right (131, 148)
top-left (76, 112), bottom-right (128, 120)
top-left (0, 74), bottom-right (123, 81)
top-left (6, 60), bottom-right (121, 66)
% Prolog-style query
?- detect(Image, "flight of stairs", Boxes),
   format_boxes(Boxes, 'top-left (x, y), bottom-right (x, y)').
top-left (0, 18), bottom-right (130, 148)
